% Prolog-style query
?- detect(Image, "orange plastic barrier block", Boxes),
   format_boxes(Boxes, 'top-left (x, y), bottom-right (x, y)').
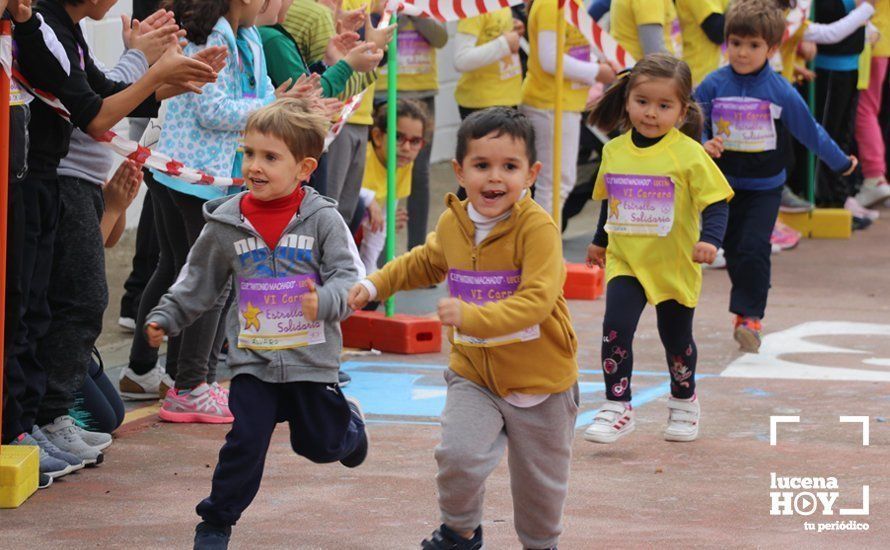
top-left (563, 263), bottom-right (604, 300)
top-left (341, 310), bottom-right (383, 349)
top-left (370, 314), bottom-right (442, 355)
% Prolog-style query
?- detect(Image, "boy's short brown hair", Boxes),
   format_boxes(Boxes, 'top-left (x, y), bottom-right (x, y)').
top-left (245, 98), bottom-right (331, 161)
top-left (725, 0), bottom-right (786, 48)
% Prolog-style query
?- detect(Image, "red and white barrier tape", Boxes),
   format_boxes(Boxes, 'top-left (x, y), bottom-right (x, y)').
top-left (563, 0), bottom-right (635, 69)
top-left (403, 0), bottom-right (524, 23)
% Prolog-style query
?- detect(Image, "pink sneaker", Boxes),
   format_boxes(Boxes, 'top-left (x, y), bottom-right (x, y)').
top-left (210, 382), bottom-right (229, 406)
top-left (770, 221), bottom-right (801, 250)
top-left (158, 383), bottom-right (234, 424)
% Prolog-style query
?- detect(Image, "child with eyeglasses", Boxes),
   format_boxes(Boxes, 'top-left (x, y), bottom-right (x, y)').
top-left (357, 99), bottom-right (431, 275)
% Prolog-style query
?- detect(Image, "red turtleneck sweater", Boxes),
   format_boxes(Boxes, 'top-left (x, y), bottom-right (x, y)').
top-left (240, 186), bottom-right (305, 248)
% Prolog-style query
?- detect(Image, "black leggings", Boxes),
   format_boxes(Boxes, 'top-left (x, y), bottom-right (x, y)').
top-left (72, 351), bottom-right (125, 434)
top-left (601, 276), bottom-right (697, 401)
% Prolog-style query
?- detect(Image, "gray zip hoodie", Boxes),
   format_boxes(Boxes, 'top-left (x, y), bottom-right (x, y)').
top-left (146, 187), bottom-right (364, 384)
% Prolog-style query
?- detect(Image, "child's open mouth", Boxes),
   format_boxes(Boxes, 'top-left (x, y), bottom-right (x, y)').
top-left (480, 190), bottom-right (505, 201)
top-left (249, 177), bottom-right (268, 188)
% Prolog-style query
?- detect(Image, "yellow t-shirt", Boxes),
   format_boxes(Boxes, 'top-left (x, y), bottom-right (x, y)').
top-left (377, 19), bottom-right (438, 92)
top-left (593, 129), bottom-right (734, 307)
top-left (675, 0), bottom-right (724, 86)
top-left (521, 0), bottom-right (591, 112)
top-left (455, 9), bottom-right (523, 109)
top-left (362, 146), bottom-right (413, 201)
top-left (872, 0), bottom-right (890, 57)
top-left (611, 0), bottom-right (675, 61)
top-left (343, 0), bottom-right (375, 125)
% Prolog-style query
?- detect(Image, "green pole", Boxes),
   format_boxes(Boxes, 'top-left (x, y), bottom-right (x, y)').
top-left (806, 2), bottom-right (816, 205)
top-left (385, 15), bottom-right (398, 317)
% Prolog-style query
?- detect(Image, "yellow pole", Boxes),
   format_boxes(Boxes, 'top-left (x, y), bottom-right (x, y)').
top-left (552, 1), bottom-right (567, 226)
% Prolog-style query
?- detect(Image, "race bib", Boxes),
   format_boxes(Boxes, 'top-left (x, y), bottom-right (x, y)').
top-left (447, 269), bottom-right (540, 347)
top-left (397, 30), bottom-right (433, 75)
top-left (237, 275), bottom-right (325, 350)
top-left (499, 53), bottom-right (521, 80)
top-left (711, 97), bottom-right (782, 153)
top-left (568, 46), bottom-right (591, 90)
top-left (603, 174), bottom-right (676, 237)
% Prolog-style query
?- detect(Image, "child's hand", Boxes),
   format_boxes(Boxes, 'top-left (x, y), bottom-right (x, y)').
top-left (7, 0), bottom-right (32, 22)
top-left (365, 19), bottom-right (397, 51)
top-left (152, 45), bottom-right (218, 92)
top-left (343, 42), bottom-right (384, 73)
top-left (337, 7), bottom-right (367, 33)
top-left (437, 298), bottom-right (463, 328)
top-left (395, 207), bottom-right (409, 231)
top-left (513, 18), bottom-right (526, 37)
top-left (193, 46), bottom-right (228, 74)
top-left (145, 322), bottom-right (166, 348)
top-left (367, 200), bottom-right (384, 232)
top-left (842, 155), bottom-right (859, 176)
top-left (325, 31), bottom-right (361, 65)
top-left (122, 14), bottom-right (184, 65)
top-left (703, 137), bottom-right (724, 159)
top-left (595, 62), bottom-right (617, 85)
top-left (348, 283), bottom-right (371, 310)
top-left (303, 280), bottom-right (320, 321)
top-left (693, 242), bottom-right (718, 264)
top-left (504, 31), bottom-right (521, 54)
top-left (797, 40), bottom-right (817, 62)
top-left (275, 74), bottom-right (322, 100)
top-left (104, 160), bottom-right (142, 214)
top-left (586, 243), bottom-right (606, 268)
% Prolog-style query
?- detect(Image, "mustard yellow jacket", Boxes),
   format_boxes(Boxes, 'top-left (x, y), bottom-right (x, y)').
top-left (369, 194), bottom-right (579, 396)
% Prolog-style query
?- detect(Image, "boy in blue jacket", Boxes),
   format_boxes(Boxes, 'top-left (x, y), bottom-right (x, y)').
top-left (695, 0), bottom-right (857, 353)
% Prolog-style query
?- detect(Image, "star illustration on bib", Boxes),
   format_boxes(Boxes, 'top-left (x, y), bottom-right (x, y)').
top-left (716, 118), bottom-right (732, 138)
top-left (242, 302), bottom-right (262, 332)
top-left (609, 197), bottom-right (622, 219)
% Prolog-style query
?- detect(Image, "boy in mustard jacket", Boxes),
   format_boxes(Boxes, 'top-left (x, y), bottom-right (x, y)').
top-left (348, 108), bottom-right (579, 550)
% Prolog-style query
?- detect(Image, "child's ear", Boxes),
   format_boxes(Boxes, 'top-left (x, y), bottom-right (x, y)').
top-left (526, 161), bottom-right (543, 187)
top-left (767, 44), bottom-right (780, 59)
top-left (451, 159), bottom-right (467, 189)
top-left (297, 157), bottom-right (318, 183)
top-left (370, 127), bottom-right (384, 149)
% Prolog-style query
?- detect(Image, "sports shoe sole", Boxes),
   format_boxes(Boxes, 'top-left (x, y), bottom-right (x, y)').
top-left (118, 317), bottom-right (136, 332)
top-left (158, 409), bottom-right (234, 424)
top-left (583, 422), bottom-right (635, 444)
top-left (733, 327), bottom-right (761, 353)
top-left (664, 425), bottom-right (700, 442)
top-left (44, 463), bottom-right (75, 479)
top-left (83, 438), bottom-right (113, 452)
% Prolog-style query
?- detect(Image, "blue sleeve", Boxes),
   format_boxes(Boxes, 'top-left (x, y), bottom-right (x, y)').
top-left (694, 79), bottom-right (715, 142)
top-left (587, 0), bottom-right (612, 21)
top-left (700, 201), bottom-right (728, 248)
top-left (778, 81), bottom-right (852, 173)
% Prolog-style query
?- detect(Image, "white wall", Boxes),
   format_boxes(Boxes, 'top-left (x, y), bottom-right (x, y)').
top-left (80, 4), bottom-right (462, 227)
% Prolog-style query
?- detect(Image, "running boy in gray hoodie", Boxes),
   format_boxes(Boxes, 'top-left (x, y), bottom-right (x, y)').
top-left (144, 98), bottom-right (368, 550)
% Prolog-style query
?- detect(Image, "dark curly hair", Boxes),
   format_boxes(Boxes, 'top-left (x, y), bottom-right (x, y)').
top-left (163, 0), bottom-right (231, 45)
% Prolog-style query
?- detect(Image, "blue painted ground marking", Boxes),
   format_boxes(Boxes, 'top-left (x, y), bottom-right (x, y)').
top-left (341, 361), bottom-right (715, 429)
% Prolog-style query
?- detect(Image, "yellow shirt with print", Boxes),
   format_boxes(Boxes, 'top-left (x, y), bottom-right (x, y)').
top-left (362, 146), bottom-right (413, 201)
top-left (342, 0), bottom-right (376, 125)
top-left (872, 0), bottom-right (890, 57)
top-left (593, 129), bottom-right (733, 308)
top-left (455, 9), bottom-right (523, 109)
top-left (675, 0), bottom-right (724, 86)
top-left (611, 0), bottom-right (675, 61)
top-left (521, 0), bottom-right (591, 112)
top-left (377, 19), bottom-right (438, 92)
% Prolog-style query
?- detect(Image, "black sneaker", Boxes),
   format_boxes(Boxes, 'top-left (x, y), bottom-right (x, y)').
top-left (421, 524), bottom-right (482, 549)
top-left (340, 397), bottom-right (368, 468)
top-left (193, 522), bottom-right (231, 550)
top-left (338, 370), bottom-right (352, 388)
top-left (38, 472), bottom-right (53, 490)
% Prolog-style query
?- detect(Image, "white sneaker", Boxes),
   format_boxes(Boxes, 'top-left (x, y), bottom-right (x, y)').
top-left (41, 416), bottom-right (104, 466)
top-left (664, 395), bottom-right (700, 442)
top-left (117, 317), bottom-right (136, 333)
top-left (583, 401), bottom-right (635, 444)
top-left (119, 363), bottom-right (171, 401)
top-left (844, 197), bottom-right (880, 221)
top-left (855, 178), bottom-right (890, 208)
top-left (71, 425), bottom-right (113, 451)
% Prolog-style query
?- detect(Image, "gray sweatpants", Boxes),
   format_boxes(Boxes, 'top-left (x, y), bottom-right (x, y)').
top-left (435, 370), bottom-right (579, 549)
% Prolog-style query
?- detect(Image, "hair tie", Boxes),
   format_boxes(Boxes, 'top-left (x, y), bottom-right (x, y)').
top-left (616, 68), bottom-right (632, 79)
